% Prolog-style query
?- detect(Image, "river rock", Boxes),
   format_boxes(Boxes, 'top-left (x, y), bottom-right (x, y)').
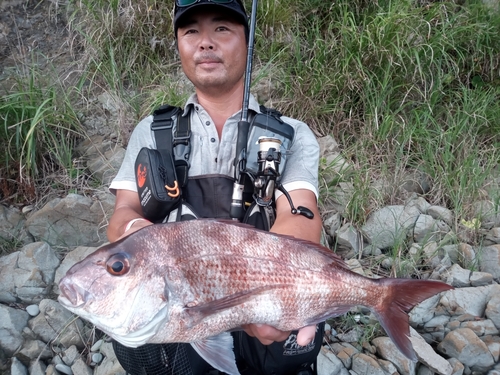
top-left (93, 342), bottom-right (126, 375)
top-left (437, 328), bottom-right (495, 371)
top-left (448, 242), bottom-right (478, 267)
top-left (0, 304), bottom-right (30, 356)
top-left (410, 293), bottom-right (442, 325)
top-left (317, 346), bottom-right (345, 375)
top-left (0, 205), bottom-right (32, 246)
top-left (323, 212), bottom-right (342, 238)
top-left (87, 143), bottom-right (126, 186)
top-left (472, 200), bottom-right (500, 229)
top-left (447, 357), bottom-right (464, 375)
top-left (422, 241), bottom-right (451, 269)
top-left (62, 345), bottom-right (80, 366)
top-left (28, 358), bottom-right (46, 375)
top-left (28, 299), bottom-right (88, 349)
top-left (329, 342), bottom-right (359, 369)
top-left (481, 335), bottom-right (500, 362)
top-left (414, 214), bottom-right (450, 243)
top-left (428, 205), bottom-right (454, 226)
top-left (55, 363), bottom-right (72, 375)
top-left (372, 336), bottom-right (416, 375)
top-left (25, 305), bottom-right (39, 317)
top-left (443, 264), bottom-right (471, 287)
top-left (351, 353), bottom-right (386, 375)
top-left (15, 339), bottom-right (52, 366)
top-left (10, 357), bottom-right (28, 375)
top-left (409, 328), bottom-right (452, 375)
top-left (0, 242), bottom-right (60, 304)
top-left (361, 204), bottom-right (421, 249)
top-left (336, 223), bottom-right (361, 254)
top-left (439, 285), bottom-right (494, 317)
top-left (24, 193), bottom-right (114, 247)
top-left (486, 286), bottom-right (500, 329)
top-left (71, 357), bottom-right (92, 375)
top-left (460, 319), bottom-right (499, 336)
top-left (470, 271), bottom-right (493, 286)
top-left (479, 245), bottom-right (500, 280)
top-left (322, 181), bottom-right (354, 214)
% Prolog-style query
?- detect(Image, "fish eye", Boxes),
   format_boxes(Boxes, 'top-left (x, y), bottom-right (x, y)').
top-left (106, 253), bottom-right (130, 276)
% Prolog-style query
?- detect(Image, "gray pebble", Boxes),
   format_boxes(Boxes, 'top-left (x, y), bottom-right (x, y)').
top-left (26, 304), bottom-right (40, 316)
top-left (90, 339), bottom-right (103, 352)
top-left (55, 364), bottom-right (73, 375)
top-left (91, 353), bottom-right (103, 364)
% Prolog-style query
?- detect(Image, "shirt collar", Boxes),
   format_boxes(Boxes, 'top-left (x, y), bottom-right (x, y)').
top-left (182, 93), bottom-right (262, 117)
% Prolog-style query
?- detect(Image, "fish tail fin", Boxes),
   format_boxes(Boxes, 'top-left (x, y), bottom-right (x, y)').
top-left (373, 278), bottom-right (453, 361)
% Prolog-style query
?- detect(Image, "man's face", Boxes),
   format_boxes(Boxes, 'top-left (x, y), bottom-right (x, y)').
top-left (177, 8), bottom-right (247, 94)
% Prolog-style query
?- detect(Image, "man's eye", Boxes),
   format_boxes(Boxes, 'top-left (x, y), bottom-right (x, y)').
top-left (216, 26), bottom-right (228, 31)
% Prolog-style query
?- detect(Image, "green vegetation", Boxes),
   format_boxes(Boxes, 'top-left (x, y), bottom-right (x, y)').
top-left (0, 65), bottom-right (84, 203)
top-left (1, 0), bottom-right (499, 226)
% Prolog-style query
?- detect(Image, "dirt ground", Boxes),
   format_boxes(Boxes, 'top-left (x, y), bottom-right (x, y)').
top-left (0, 0), bottom-right (77, 85)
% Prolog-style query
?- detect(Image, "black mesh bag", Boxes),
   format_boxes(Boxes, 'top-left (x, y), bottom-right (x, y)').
top-left (112, 341), bottom-right (213, 375)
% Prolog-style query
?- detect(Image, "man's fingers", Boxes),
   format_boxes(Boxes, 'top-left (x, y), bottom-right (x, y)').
top-left (296, 325), bottom-right (316, 346)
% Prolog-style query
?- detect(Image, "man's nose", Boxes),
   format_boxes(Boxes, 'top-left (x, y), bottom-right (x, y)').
top-left (199, 32), bottom-right (214, 50)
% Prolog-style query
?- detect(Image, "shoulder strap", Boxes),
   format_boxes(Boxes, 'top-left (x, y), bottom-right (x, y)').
top-left (259, 105), bottom-right (283, 119)
top-left (150, 105), bottom-right (191, 188)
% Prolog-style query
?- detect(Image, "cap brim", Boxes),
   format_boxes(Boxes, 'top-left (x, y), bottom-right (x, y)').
top-left (174, 2), bottom-right (248, 34)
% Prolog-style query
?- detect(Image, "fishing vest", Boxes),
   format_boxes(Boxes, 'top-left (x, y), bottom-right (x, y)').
top-left (135, 104), bottom-right (294, 230)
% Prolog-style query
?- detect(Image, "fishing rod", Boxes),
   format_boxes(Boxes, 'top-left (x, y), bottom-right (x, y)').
top-left (229, 0), bottom-right (315, 222)
top-left (230, 0), bottom-right (259, 221)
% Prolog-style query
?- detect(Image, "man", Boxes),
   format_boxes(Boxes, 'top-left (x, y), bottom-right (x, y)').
top-left (107, 0), bottom-right (323, 374)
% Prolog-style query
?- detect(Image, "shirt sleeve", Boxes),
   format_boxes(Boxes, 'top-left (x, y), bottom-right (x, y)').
top-left (277, 117), bottom-right (320, 200)
top-left (109, 116), bottom-right (154, 195)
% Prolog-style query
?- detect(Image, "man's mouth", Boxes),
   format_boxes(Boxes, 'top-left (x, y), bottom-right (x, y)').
top-left (195, 54), bottom-right (222, 66)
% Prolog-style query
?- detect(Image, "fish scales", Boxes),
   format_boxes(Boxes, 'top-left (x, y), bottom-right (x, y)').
top-left (58, 219), bottom-right (453, 373)
top-left (153, 221), bottom-right (361, 334)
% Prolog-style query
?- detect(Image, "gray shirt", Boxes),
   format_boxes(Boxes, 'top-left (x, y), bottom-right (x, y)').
top-left (110, 94), bottom-right (320, 200)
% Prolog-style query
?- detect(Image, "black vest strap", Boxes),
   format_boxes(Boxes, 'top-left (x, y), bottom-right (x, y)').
top-left (259, 105), bottom-right (283, 118)
top-left (150, 105), bottom-right (191, 188)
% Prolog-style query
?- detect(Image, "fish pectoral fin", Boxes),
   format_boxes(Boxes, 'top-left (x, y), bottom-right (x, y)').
top-left (191, 333), bottom-right (240, 375)
top-left (185, 285), bottom-right (286, 325)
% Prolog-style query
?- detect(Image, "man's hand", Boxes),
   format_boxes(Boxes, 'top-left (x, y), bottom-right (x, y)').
top-left (245, 189), bottom-right (322, 346)
top-left (242, 324), bottom-right (317, 346)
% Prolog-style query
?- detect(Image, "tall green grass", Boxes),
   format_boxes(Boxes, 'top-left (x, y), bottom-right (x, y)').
top-left (0, 65), bottom-right (83, 203)
top-left (3, 0), bottom-right (500, 230)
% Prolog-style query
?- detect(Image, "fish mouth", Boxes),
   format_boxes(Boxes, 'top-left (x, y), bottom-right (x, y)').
top-left (58, 277), bottom-right (91, 308)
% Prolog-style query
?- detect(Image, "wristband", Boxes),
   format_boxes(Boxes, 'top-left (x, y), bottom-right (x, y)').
top-left (124, 218), bottom-right (149, 232)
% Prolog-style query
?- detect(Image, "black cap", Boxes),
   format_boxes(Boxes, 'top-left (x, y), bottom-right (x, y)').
top-left (174, 0), bottom-right (249, 39)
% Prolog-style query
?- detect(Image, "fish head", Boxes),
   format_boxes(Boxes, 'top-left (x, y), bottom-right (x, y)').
top-left (58, 232), bottom-right (172, 346)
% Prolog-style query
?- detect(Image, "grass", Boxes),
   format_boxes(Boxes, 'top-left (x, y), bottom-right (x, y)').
top-left (2, 0), bottom-right (498, 231)
top-left (0, 234), bottom-right (24, 257)
top-left (0, 63), bottom-right (85, 205)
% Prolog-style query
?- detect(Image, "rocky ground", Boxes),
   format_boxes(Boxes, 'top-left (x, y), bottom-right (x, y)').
top-left (1, 144), bottom-right (500, 375)
top-left (1, 1), bottom-right (500, 375)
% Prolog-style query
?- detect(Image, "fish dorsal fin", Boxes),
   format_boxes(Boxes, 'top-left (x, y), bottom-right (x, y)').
top-left (191, 333), bottom-right (240, 375)
top-left (207, 219), bottom-right (350, 270)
